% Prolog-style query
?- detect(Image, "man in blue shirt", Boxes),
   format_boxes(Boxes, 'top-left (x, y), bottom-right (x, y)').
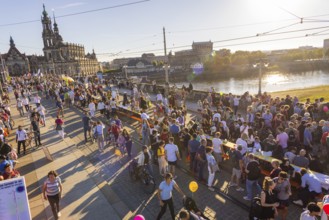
top-left (170, 120), bottom-right (180, 145)
top-left (156, 173), bottom-right (185, 220)
top-left (188, 133), bottom-right (200, 172)
top-left (303, 124), bottom-right (313, 152)
top-left (293, 168), bottom-right (322, 208)
top-left (82, 113), bottom-right (91, 143)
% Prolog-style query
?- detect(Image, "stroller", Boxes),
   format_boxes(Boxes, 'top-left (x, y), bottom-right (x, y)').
top-left (183, 196), bottom-right (210, 220)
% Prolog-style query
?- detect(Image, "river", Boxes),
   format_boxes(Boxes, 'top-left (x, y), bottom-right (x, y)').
top-left (173, 70), bottom-right (329, 95)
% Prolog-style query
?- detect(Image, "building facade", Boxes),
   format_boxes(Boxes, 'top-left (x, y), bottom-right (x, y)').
top-left (1, 5), bottom-right (100, 77)
top-left (172, 41), bottom-right (213, 68)
top-left (40, 5), bottom-right (100, 76)
top-left (1, 37), bottom-right (29, 76)
top-left (111, 53), bottom-right (167, 69)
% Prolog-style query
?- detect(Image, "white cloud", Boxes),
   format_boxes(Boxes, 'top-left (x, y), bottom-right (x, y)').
top-left (57, 2), bottom-right (86, 9)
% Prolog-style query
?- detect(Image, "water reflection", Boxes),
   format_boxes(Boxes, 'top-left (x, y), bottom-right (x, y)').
top-left (264, 73), bottom-right (287, 85)
top-left (174, 70), bottom-right (329, 94)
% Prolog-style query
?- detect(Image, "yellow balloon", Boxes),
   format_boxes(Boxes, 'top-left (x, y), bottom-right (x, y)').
top-left (189, 181), bottom-right (198, 193)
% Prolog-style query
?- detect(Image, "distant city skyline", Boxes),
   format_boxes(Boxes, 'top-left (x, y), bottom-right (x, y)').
top-left (1, 0), bottom-right (329, 62)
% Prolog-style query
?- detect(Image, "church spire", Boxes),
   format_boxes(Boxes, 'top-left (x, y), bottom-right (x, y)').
top-left (53, 11), bottom-right (59, 33)
top-left (10, 36), bottom-right (15, 47)
top-left (42, 4), bottom-right (48, 17)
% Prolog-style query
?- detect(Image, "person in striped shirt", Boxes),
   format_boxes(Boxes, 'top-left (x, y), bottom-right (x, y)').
top-left (42, 170), bottom-right (63, 219)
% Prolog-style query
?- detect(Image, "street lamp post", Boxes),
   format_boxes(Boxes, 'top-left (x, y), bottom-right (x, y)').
top-left (164, 63), bottom-right (169, 83)
top-left (52, 61), bottom-right (56, 75)
top-left (258, 63), bottom-right (262, 95)
top-left (253, 59), bottom-right (269, 96)
top-left (123, 65), bottom-right (128, 79)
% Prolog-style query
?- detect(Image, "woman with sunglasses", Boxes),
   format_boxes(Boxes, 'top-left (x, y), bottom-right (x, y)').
top-left (156, 173), bottom-right (185, 220)
top-left (273, 171), bottom-right (292, 220)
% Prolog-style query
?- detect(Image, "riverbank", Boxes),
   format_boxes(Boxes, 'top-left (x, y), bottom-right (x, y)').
top-left (270, 85), bottom-right (329, 102)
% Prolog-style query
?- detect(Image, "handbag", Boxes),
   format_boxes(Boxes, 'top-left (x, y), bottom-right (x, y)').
top-left (210, 162), bottom-right (220, 172)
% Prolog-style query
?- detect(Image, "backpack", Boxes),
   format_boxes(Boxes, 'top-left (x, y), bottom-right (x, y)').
top-left (249, 196), bottom-right (263, 219)
top-left (183, 196), bottom-right (198, 211)
top-left (0, 143), bottom-right (12, 156)
top-left (288, 129), bottom-right (296, 142)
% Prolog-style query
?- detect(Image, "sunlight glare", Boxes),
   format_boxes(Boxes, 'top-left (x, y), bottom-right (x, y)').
top-left (246, 0), bottom-right (303, 21)
top-left (264, 73), bottom-right (286, 84)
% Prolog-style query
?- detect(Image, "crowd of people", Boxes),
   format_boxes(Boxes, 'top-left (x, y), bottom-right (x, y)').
top-left (1, 73), bottom-right (329, 219)
top-left (108, 79), bottom-right (329, 219)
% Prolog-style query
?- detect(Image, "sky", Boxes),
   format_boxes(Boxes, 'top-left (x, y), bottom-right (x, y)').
top-left (1, 0), bottom-right (329, 62)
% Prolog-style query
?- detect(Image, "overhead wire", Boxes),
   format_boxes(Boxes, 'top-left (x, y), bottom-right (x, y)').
top-left (214, 32), bottom-right (329, 49)
top-left (257, 22), bottom-right (302, 35)
top-left (55, 0), bottom-right (150, 19)
top-left (0, 0), bottom-right (150, 27)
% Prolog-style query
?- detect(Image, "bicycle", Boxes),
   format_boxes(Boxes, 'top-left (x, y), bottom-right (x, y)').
top-left (128, 160), bottom-right (156, 194)
top-left (25, 129), bottom-right (35, 149)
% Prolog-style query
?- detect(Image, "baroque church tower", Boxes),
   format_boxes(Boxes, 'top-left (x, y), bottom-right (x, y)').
top-left (41, 4), bottom-right (55, 61)
top-left (1, 4), bottom-right (100, 76)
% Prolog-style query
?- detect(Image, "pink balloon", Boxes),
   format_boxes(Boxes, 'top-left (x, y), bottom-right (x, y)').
top-left (134, 215), bottom-right (145, 220)
top-left (324, 106), bottom-right (329, 112)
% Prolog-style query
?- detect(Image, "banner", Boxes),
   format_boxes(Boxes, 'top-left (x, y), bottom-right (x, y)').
top-left (0, 176), bottom-right (31, 220)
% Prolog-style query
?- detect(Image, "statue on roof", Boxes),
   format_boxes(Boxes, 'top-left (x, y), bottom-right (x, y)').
top-left (10, 36), bottom-right (15, 47)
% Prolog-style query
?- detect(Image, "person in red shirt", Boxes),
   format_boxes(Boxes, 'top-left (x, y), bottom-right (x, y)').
top-left (160, 128), bottom-right (169, 144)
top-left (2, 163), bottom-right (20, 180)
top-left (108, 122), bottom-right (120, 140)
